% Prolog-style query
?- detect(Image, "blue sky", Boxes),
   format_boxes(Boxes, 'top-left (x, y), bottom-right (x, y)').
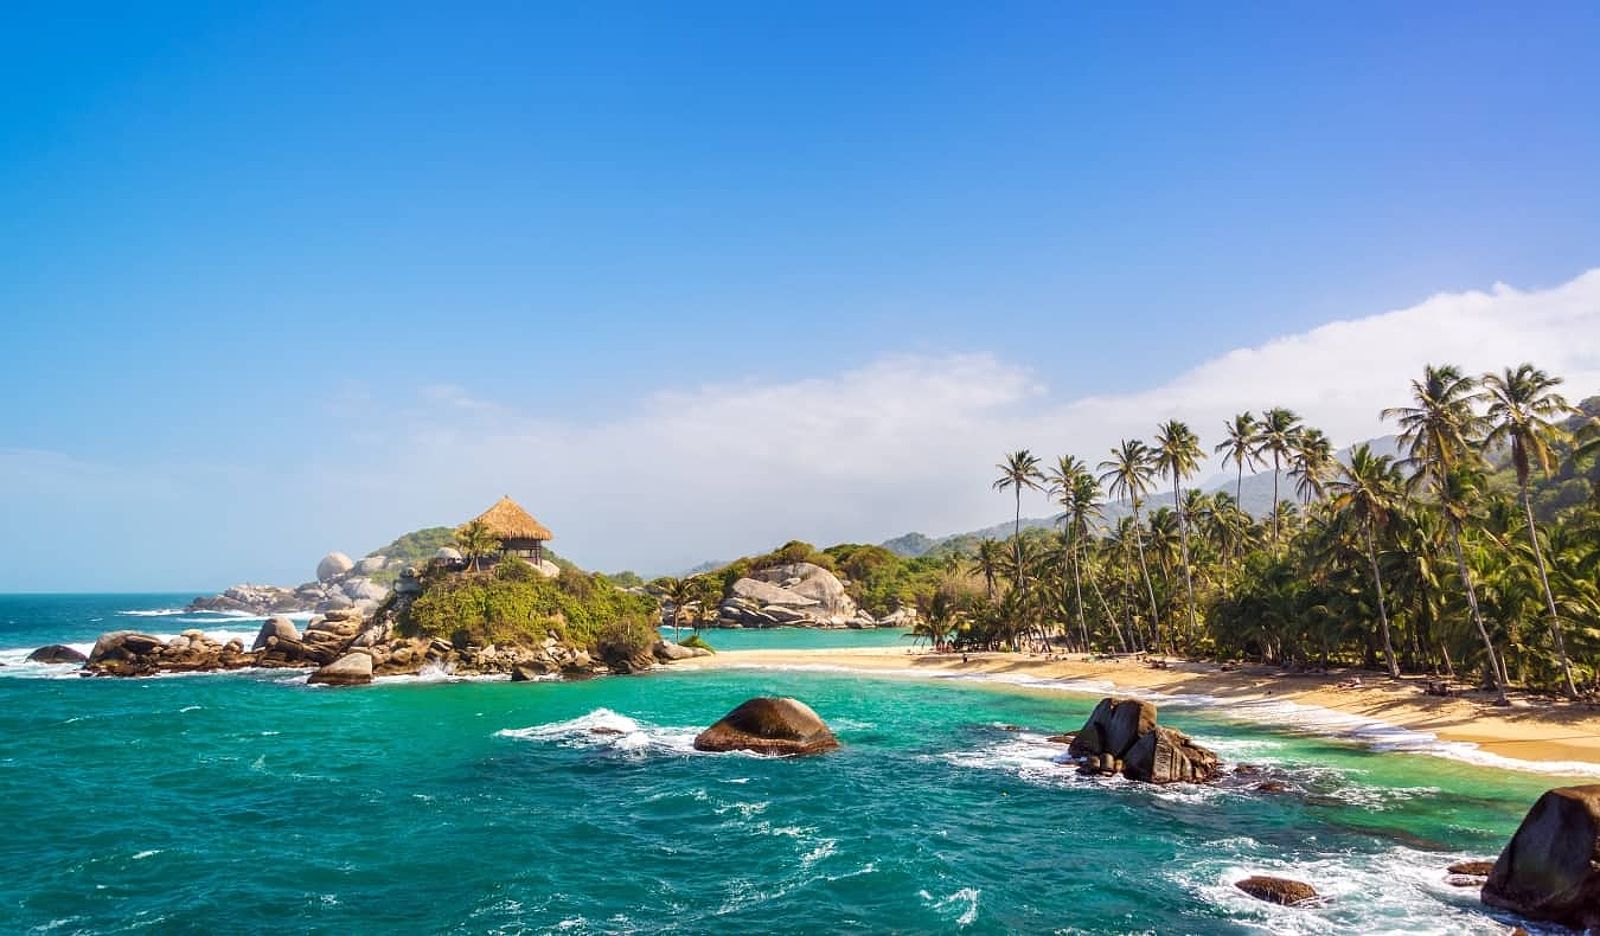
top-left (3, 2), bottom-right (1600, 590)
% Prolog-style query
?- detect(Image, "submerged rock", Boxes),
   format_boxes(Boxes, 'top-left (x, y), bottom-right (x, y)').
top-left (27, 644), bottom-right (87, 664)
top-left (1482, 784), bottom-right (1600, 930)
top-left (1235, 876), bottom-right (1318, 906)
top-left (693, 697), bottom-right (839, 756)
top-left (307, 652), bottom-right (373, 686)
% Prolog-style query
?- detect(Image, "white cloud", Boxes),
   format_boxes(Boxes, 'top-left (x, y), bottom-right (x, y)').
top-left (4, 269), bottom-right (1600, 588)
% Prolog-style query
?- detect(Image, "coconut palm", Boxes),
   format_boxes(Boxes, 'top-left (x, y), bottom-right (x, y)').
top-left (1215, 412), bottom-right (1262, 503)
top-left (1254, 407), bottom-right (1304, 549)
top-left (975, 538), bottom-right (1005, 602)
top-left (660, 576), bottom-right (700, 641)
top-left (1384, 365), bottom-right (1507, 703)
top-left (455, 519), bottom-right (500, 572)
top-left (1047, 455), bottom-right (1094, 649)
top-left (993, 450), bottom-right (1045, 598)
top-left (1483, 363), bottom-right (1578, 696)
top-left (1290, 427), bottom-right (1335, 505)
top-left (1328, 444), bottom-right (1404, 677)
top-left (1099, 439), bottom-right (1164, 650)
top-left (1154, 419), bottom-right (1204, 643)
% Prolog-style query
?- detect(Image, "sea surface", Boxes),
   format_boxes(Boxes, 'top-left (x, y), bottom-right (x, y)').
top-left (0, 594), bottom-right (1582, 934)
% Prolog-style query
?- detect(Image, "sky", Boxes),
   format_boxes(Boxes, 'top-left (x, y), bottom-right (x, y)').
top-left (2, 2), bottom-right (1599, 591)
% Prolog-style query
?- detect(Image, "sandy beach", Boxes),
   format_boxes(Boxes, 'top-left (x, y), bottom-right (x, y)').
top-left (677, 646), bottom-right (1600, 770)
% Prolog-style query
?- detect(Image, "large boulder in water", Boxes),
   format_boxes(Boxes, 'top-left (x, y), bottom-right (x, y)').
top-left (1123, 725), bottom-right (1222, 784)
top-left (316, 551), bottom-right (354, 582)
top-left (1067, 697), bottom-right (1157, 760)
top-left (27, 644), bottom-right (87, 664)
top-left (693, 697), bottom-right (839, 756)
top-left (88, 631), bottom-right (165, 663)
top-left (307, 652), bottom-right (373, 686)
top-left (1235, 876), bottom-right (1318, 906)
top-left (1482, 784), bottom-right (1600, 930)
top-left (252, 616), bottom-right (301, 651)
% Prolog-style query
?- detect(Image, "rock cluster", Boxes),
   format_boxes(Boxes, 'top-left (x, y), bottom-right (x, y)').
top-left (693, 697), bottom-right (839, 756)
top-left (1235, 876), bottom-right (1318, 906)
top-left (1481, 783), bottom-right (1600, 930)
top-left (1065, 697), bottom-right (1221, 784)
top-left (86, 630), bottom-right (255, 676)
top-left (712, 562), bottom-right (913, 629)
top-left (186, 551), bottom-right (401, 616)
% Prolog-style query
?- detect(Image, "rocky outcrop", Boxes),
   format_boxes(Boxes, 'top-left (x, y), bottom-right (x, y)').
top-left (1066, 697), bottom-right (1221, 784)
top-left (713, 563), bottom-right (897, 629)
top-left (652, 640), bottom-right (711, 662)
top-left (27, 644), bottom-right (87, 664)
top-left (187, 548), bottom-right (401, 616)
top-left (252, 617), bottom-right (301, 651)
top-left (308, 652), bottom-right (373, 686)
top-left (1235, 876), bottom-right (1318, 906)
top-left (86, 630), bottom-right (255, 676)
top-left (693, 697), bottom-right (839, 755)
top-left (1482, 784), bottom-right (1600, 930)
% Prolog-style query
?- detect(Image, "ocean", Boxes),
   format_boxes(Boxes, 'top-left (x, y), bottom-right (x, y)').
top-left (0, 594), bottom-right (1576, 934)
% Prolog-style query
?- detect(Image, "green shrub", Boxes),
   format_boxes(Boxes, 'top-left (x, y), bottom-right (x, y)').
top-left (399, 567), bottom-right (656, 651)
top-left (592, 613), bottom-right (659, 670)
top-left (679, 633), bottom-right (716, 653)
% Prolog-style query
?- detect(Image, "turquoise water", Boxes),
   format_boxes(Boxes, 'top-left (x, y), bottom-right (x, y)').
top-left (659, 625), bottom-right (913, 652)
top-left (0, 596), bottom-right (1579, 934)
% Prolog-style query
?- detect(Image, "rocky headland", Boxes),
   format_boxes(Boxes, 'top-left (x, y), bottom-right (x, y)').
top-left (709, 561), bottom-right (916, 629)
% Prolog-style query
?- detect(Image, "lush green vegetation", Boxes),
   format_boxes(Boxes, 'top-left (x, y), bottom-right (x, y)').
top-left (399, 557), bottom-right (656, 653)
top-left (946, 363), bottom-right (1600, 699)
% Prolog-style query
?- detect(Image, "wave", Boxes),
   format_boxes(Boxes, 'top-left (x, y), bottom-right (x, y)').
top-left (496, 708), bottom-right (702, 756)
top-left (709, 662), bottom-right (1600, 779)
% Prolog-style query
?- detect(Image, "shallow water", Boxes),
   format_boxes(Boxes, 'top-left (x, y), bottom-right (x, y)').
top-left (0, 595), bottom-right (1576, 934)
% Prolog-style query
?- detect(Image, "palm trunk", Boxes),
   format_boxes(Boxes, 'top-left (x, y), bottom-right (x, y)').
top-left (1174, 477), bottom-right (1199, 648)
top-left (1131, 499), bottom-right (1163, 652)
top-left (1521, 482), bottom-right (1577, 697)
top-left (1271, 454), bottom-right (1281, 550)
top-left (1071, 533), bottom-right (1090, 651)
top-left (1365, 525), bottom-right (1399, 678)
top-left (1086, 555), bottom-right (1127, 652)
top-left (1448, 522), bottom-right (1508, 704)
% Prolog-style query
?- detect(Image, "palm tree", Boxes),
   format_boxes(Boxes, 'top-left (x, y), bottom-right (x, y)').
top-left (1254, 407), bottom-right (1303, 549)
top-left (1215, 412), bottom-right (1262, 503)
top-left (1290, 427), bottom-right (1335, 505)
top-left (1154, 419), bottom-right (1203, 644)
top-left (660, 576), bottom-right (699, 641)
top-left (1383, 364), bottom-right (1507, 703)
top-left (1046, 455), bottom-right (1093, 649)
top-left (975, 538), bottom-right (1005, 602)
top-left (455, 519), bottom-right (500, 572)
top-left (1329, 444), bottom-right (1404, 677)
top-left (1483, 363), bottom-right (1578, 696)
top-left (993, 450), bottom-right (1045, 600)
top-left (1099, 439), bottom-right (1164, 651)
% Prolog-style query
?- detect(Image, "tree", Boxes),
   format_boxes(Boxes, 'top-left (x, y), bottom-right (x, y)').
top-left (1154, 419), bottom-right (1203, 645)
top-left (1483, 363), bottom-right (1579, 696)
top-left (660, 576), bottom-right (700, 641)
top-left (1099, 439), bottom-right (1164, 651)
top-left (455, 520), bottom-right (500, 572)
top-left (1383, 364), bottom-right (1507, 703)
top-left (993, 450), bottom-right (1045, 597)
top-left (1328, 444), bottom-right (1404, 677)
top-left (1215, 412), bottom-right (1262, 503)
top-left (975, 538), bottom-right (1005, 602)
top-left (1290, 427), bottom-right (1335, 505)
top-left (1254, 407), bottom-right (1303, 550)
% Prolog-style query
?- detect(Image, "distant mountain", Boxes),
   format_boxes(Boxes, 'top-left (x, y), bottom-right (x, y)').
top-left (878, 433), bottom-right (1406, 558)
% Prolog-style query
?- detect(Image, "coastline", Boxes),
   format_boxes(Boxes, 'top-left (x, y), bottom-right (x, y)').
top-left (676, 646), bottom-right (1600, 773)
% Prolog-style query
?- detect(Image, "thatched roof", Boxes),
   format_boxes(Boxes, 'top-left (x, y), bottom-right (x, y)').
top-left (464, 496), bottom-right (553, 542)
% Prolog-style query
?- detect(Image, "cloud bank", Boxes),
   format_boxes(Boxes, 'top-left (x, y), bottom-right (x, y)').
top-left (4, 269), bottom-right (1599, 589)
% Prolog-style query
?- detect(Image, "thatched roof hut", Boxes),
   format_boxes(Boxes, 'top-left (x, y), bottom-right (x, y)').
top-left (463, 496), bottom-right (553, 562)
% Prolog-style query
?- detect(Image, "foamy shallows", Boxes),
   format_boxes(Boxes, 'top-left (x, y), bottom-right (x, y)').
top-left (708, 661), bottom-right (1600, 778)
top-left (497, 708), bottom-right (702, 756)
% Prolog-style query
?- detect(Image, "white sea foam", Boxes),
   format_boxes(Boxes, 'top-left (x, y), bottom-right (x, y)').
top-left (496, 708), bottom-right (702, 755)
top-left (712, 662), bottom-right (1600, 778)
top-left (919, 887), bottom-right (981, 928)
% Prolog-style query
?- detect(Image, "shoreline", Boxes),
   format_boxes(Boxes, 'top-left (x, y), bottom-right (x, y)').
top-left (675, 646), bottom-right (1600, 774)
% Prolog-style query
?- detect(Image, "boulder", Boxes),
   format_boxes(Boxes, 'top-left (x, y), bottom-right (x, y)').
top-left (533, 559), bottom-right (560, 578)
top-left (307, 652), bottom-right (373, 686)
top-left (316, 551), bottom-right (355, 582)
top-left (434, 547), bottom-right (463, 561)
top-left (693, 697), bottom-right (839, 756)
top-left (1067, 698), bottom-right (1155, 760)
top-left (1235, 876), bottom-right (1317, 906)
top-left (730, 577), bottom-right (817, 608)
top-left (341, 578), bottom-right (388, 602)
top-left (1482, 784), bottom-right (1600, 930)
top-left (1122, 725), bottom-right (1222, 784)
top-left (354, 556), bottom-right (387, 575)
top-left (88, 631), bottom-right (165, 663)
top-left (27, 644), bottom-right (87, 665)
top-left (252, 617), bottom-right (301, 651)
top-left (511, 661), bottom-right (554, 682)
top-left (653, 640), bottom-right (701, 662)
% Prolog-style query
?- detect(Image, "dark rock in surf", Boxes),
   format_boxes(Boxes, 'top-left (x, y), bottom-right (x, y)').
top-left (1066, 697), bottom-right (1218, 784)
top-left (1235, 876), bottom-right (1317, 906)
top-left (27, 644), bottom-right (88, 665)
top-left (693, 697), bottom-right (839, 756)
top-left (1481, 784), bottom-right (1600, 930)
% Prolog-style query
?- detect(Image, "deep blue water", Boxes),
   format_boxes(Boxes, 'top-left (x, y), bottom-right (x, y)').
top-left (0, 595), bottom-right (1581, 934)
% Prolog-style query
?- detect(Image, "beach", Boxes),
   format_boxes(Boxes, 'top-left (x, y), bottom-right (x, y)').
top-left (677, 645), bottom-right (1600, 770)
